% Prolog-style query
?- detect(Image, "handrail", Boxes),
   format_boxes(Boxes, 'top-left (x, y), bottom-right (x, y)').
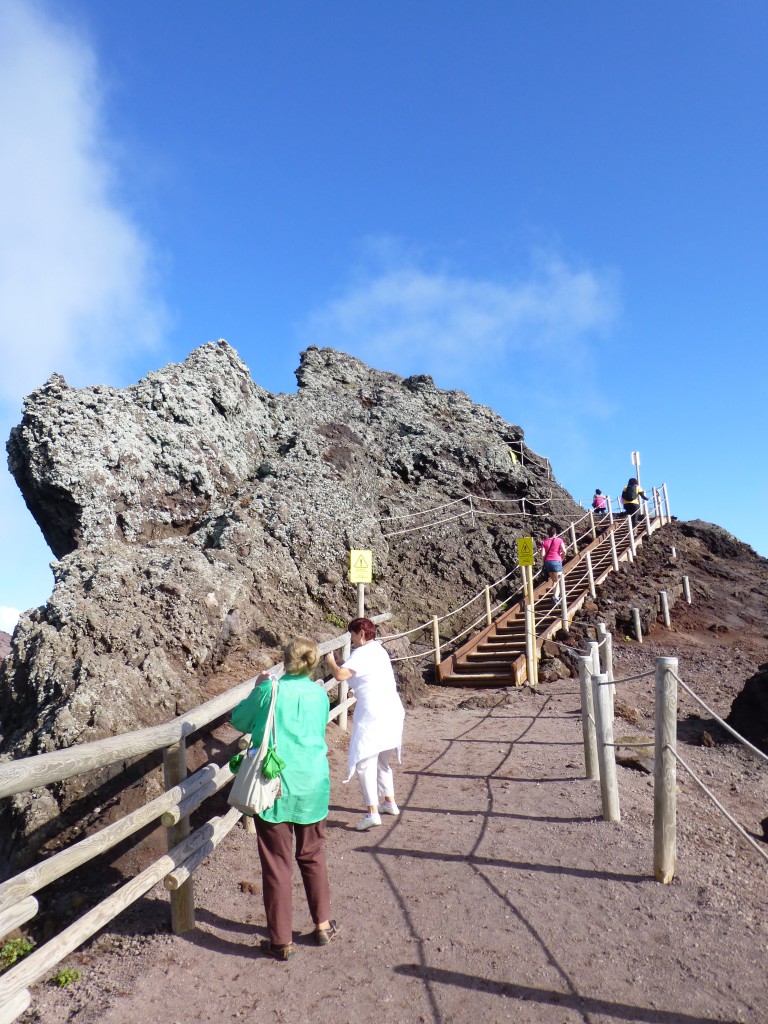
top-left (0, 614), bottom-right (390, 801)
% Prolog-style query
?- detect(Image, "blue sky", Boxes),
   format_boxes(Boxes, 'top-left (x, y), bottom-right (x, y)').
top-left (2, 0), bottom-right (767, 631)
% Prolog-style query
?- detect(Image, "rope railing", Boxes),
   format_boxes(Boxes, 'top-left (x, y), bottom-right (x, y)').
top-left (382, 508), bottom-right (474, 538)
top-left (377, 495), bottom-right (468, 521)
top-left (670, 749), bottom-right (768, 867)
top-left (670, 671), bottom-right (768, 766)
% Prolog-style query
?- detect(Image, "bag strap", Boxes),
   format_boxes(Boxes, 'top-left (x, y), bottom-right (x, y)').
top-left (256, 678), bottom-right (279, 758)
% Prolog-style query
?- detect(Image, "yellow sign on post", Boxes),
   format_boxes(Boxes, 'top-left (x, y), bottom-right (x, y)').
top-left (348, 549), bottom-right (373, 584)
top-left (517, 537), bottom-right (534, 567)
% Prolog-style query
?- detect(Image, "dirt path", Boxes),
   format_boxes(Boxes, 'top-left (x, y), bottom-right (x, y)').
top-left (21, 640), bottom-right (768, 1024)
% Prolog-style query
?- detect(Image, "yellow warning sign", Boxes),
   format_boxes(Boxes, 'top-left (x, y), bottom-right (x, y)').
top-left (348, 549), bottom-right (373, 584)
top-left (517, 537), bottom-right (535, 567)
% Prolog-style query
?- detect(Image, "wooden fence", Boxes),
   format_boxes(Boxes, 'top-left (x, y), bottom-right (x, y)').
top-left (0, 614), bottom-right (390, 1022)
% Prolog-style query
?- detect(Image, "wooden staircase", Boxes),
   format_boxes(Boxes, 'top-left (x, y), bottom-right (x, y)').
top-left (436, 511), bottom-right (664, 687)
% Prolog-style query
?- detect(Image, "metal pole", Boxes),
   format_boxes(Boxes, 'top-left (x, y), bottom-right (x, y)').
top-left (592, 671), bottom-right (620, 822)
top-left (654, 656), bottom-right (678, 883)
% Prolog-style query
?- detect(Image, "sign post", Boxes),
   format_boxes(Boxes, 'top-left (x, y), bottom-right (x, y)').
top-left (631, 450), bottom-right (641, 487)
top-left (348, 550), bottom-right (373, 617)
top-left (517, 537), bottom-right (538, 689)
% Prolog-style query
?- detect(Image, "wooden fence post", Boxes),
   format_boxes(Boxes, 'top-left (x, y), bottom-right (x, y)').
top-left (338, 634), bottom-right (352, 733)
top-left (659, 590), bottom-right (671, 628)
top-left (524, 604), bottom-right (535, 690)
top-left (631, 607), bottom-right (643, 643)
top-left (485, 585), bottom-right (492, 626)
top-left (559, 574), bottom-right (569, 632)
top-left (569, 522), bottom-right (578, 553)
top-left (607, 497), bottom-right (614, 525)
top-left (585, 551), bottom-right (596, 598)
top-left (592, 672), bottom-right (620, 822)
top-left (662, 483), bottom-right (671, 522)
top-left (654, 656), bottom-right (678, 883)
top-left (589, 510), bottom-right (596, 540)
top-left (596, 623), bottom-right (615, 703)
top-left (432, 616), bottom-right (441, 667)
top-left (609, 528), bottom-right (619, 571)
top-left (627, 516), bottom-right (637, 558)
top-left (163, 739), bottom-right (195, 933)
top-left (682, 576), bottom-right (691, 604)
top-left (644, 501), bottom-right (652, 534)
top-left (578, 656), bottom-right (598, 780)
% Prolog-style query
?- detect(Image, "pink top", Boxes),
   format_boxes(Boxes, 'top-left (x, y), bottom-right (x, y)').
top-left (592, 494), bottom-right (607, 510)
top-left (541, 536), bottom-right (565, 562)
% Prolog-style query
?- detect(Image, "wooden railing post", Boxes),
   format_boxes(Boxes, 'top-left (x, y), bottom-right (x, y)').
top-left (659, 590), bottom-right (671, 628)
top-left (627, 516), bottom-right (637, 559)
top-left (589, 510), bottom-right (596, 540)
top-left (607, 497), bottom-right (614, 525)
top-left (644, 500), bottom-right (652, 534)
top-left (578, 656), bottom-right (598, 780)
top-left (682, 576), bottom-right (691, 604)
top-left (654, 657), bottom-right (678, 883)
top-left (485, 585), bottom-right (492, 626)
top-left (163, 738), bottom-right (195, 933)
top-left (631, 607), bottom-right (643, 643)
top-left (609, 528), bottom-right (619, 571)
top-left (592, 672), bottom-right (620, 822)
top-left (662, 483), bottom-right (671, 523)
top-left (432, 616), bottom-right (441, 667)
top-left (585, 551), bottom-right (596, 598)
top-left (559, 574), bottom-right (569, 632)
top-left (596, 623), bottom-right (615, 704)
top-left (569, 522), bottom-right (578, 553)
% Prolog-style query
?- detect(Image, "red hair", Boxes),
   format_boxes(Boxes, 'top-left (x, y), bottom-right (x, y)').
top-left (348, 617), bottom-right (376, 641)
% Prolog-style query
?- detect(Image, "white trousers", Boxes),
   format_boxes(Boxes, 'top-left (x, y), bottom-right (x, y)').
top-left (356, 748), bottom-right (397, 807)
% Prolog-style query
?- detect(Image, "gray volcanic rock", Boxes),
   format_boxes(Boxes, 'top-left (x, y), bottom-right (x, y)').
top-left (1, 341), bottom-right (581, 856)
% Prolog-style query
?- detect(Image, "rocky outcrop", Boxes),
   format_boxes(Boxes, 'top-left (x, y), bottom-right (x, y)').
top-left (1, 341), bottom-right (581, 855)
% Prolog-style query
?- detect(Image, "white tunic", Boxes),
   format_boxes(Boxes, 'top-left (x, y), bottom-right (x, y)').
top-left (342, 640), bottom-right (405, 782)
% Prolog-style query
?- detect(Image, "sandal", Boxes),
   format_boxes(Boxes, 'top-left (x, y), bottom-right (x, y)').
top-left (314, 920), bottom-right (340, 946)
top-left (260, 939), bottom-right (296, 961)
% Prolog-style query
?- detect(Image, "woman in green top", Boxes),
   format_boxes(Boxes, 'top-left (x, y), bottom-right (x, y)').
top-left (231, 636), bottom-right (338, 960)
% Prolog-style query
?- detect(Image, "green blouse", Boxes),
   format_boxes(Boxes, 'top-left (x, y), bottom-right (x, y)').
top-left (230, 673), bottom-right (330, 825)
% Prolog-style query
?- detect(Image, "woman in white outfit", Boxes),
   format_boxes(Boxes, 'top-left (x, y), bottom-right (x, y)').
top-left (325, 617), bottom-right (405, 831)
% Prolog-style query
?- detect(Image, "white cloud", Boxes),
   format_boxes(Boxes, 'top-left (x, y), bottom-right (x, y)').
top-left (0, 606), bottom-right (21, 633)
top-left (303, 248), bottom-right (619, 385)
top-left (0, 0), bottom-right (168, 406)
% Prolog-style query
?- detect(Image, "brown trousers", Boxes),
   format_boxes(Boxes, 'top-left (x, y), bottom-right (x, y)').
top-left (255, 818), bottom-right (331, 946)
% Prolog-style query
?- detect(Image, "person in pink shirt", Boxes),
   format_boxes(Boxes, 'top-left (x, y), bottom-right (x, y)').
top-left (540, 526), bottom-right (567, 605)
top-left (592, 489), bottom-right (608, 515)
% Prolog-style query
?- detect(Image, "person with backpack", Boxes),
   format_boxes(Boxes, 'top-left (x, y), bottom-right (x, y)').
top-left (540, 525), bottom-right (568, 605)
top-left (621, 477), bottom-right (648, 525)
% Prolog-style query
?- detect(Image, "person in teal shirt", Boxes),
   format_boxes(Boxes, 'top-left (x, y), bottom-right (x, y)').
top-left (231, 636), bottom-right (338, 960)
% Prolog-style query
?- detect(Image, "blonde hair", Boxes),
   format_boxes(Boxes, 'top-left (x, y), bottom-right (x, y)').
top-left (283, 636), bottom-right (320, 677)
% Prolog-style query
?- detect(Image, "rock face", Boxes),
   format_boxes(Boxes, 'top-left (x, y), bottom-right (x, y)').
top-left (1, 341), bottom-right (581, 856)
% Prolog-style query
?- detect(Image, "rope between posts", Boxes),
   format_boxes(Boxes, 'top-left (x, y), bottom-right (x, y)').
top-left (378, 496), bottom-right (468, 521)
top-left (382, 509), bottom-right (473, 538)
top-left (670, 672), bottom-right (768, 766)
top-left (670, 748), bottom-right (768, 866)
top-left (596, 669), bottom-right (655, 686)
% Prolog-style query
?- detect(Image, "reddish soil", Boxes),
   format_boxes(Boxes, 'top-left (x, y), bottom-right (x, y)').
top-left (13, 521), bottom-right (768, 1024)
